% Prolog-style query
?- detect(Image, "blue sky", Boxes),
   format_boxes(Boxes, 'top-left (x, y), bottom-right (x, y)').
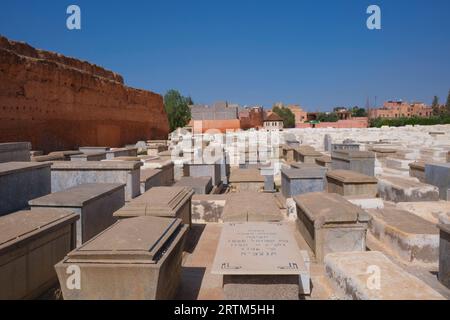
top-left (1, 0), bottom-right (449, 111)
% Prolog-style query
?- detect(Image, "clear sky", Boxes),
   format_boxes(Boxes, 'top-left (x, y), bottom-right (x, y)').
top-left (1, 0), bottom-right (449, 111)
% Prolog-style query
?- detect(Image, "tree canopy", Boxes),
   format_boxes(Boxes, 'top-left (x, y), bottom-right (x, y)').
top-left (163, 89), bottom-right (192, 132)
top-left (272, 106), bottom-right (295, 128)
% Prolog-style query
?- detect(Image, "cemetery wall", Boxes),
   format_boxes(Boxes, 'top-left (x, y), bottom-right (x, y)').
top-left (0, 36), bottom-right (169, 153)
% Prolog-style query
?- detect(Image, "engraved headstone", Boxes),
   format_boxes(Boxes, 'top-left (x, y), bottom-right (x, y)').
top-left (212, 222), bottom-right (310, 299)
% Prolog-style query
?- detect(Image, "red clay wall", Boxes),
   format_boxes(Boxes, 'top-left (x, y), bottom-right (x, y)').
top-left (0, 36), bottom-right (169, 153)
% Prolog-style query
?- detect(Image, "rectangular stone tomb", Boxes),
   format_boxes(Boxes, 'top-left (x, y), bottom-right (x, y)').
top-left (331, 143), bottom-right (360, 151)
top-left (377, 176), bottom-right (439, 203)
top-left (50, 161), bottom-right (142, 201)
top-left (29, 183), bottom-right (125, 246)
top-left (229, 168), bottom-right (265, 192)
top-left (183, 162), bottom-right (221, 186)
top-left (147, 145), bottom-right (168, 156)
top-left (48, 150), bottom-right (83, 160)
top-left (56, 216), bottom-right (188, 300)
top-left (174, 176), bottom-right (213, 195)
top-left (282, 145), bottom-right (295, 162)
top-left (409, 161), bottom-right (426, 182)
top-left (425, 163), bottom-right (450, 200)
top-left (222, 192), bottom-right (282, 222)
top-left (368, 208), bottom-right (439, 266)
top-left (70, 152), bottom-right (107, 162)
top-left (281, 168), bottom-right (326, 198)
top-left (370, 147), bottom-right (397, 159)
top-left (294, 146), bottom-right (323, 164)
top-left (114, 186), bottom-right (194, 227)
top-left (0, 209), bottom-right (78, 299)
top-left (331, 150), bottom-right (375, 176)
top-left (212, 222), bottom-right (310, 299)
top-left (326, 170), bottom-right (378, 197)
top-left (294, 192), bottom-right (369, 263)
top-left (0, 142), bottom-right (31, 163)
top-left (325, 251), bottom-right (444, 300)
top-left (140, 168), bottom-right (164, 193)
top-left (78, 146), bottom-right (110, 154)
top-left (438, 218), bottom-right (450, 289)
top-left (105, 147), bottom-right (138, 160)
top-left (315, 155), bottom-right (332, 168)
top-left (0, 162), bottom-right (51, 216)
top-left (142, 159), bottom-right (175, 185)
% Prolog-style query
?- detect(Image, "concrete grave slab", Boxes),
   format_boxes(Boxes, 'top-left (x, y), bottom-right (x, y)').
top-left (0, 142), bottom-right (31, 163)
top-left (0, 162), bottom-right (51, 216)
top-left (51, 161), bottom-right (142, 201)
top-left (114, 186), bottom-right (194, 227)
top-left (56, 216), bottom-right (187, 300)
top-left (0, 208), bottom-right (78, 299)
top-left (294, 192), bottom-right (369, 263)
top-left (368, 208), bottom-right (439, 266)
top-left (378, 175), bottom-right (440, 203)
top-left (325, 251), bottom-right (444, 300)
top-left (222, 192), bottom-right (283, 222)
top-left (29, 183), bottom-right (125, 246)
top-left (326, 170), bottom-right (378, 197)
top-left (212, 222), bottom-right (311, 299)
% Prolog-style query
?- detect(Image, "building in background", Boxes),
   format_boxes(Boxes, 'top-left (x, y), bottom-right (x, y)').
top-left (263, 113), bottom-right (284, 130)
top-left (368, 100), bottom-right (433, 119)
top-left (287, 105), bottom-right (308, 126)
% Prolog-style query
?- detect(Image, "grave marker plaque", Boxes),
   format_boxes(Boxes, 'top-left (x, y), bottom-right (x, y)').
top-left (212, 222), bottom-right (310, 299)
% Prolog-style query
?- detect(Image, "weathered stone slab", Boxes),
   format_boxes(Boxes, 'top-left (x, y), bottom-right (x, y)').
top-left (212, 222), bottom-right (310, 299)
top-left (425, 163), bottom-right (450, 200)
top-left (0, 208), bottom-right (78, 299)
top-left (191, 194), bottom-right (228, 223)
top-left (396, 201), bottom-right (450, 224)
top-left (315, 155), bottom-right (332, 168)
top-left (331, 150), bottom-right (375, 176)
top-left (0, 162), bottom-right (51, 216)
top-left (70, 152), bottom-right (107, 162)
top-left (229, 168), bottom-right (264, 192)
top-left (114, 186), bottom-right (194, 227)
top-left (331, 143), bottom-right (360, 152)
top-left (140, 168), bottom-right (163, 194)
top-left (293, 192), bottom-right (369, 262)
top-left (323, 134), bottom-right (332, 152)
top-left (147, 145), bottom-right (168, 156)
top-left (56, 216), bottom-right (187, 300)
top-left (51, 161), bottom-right (142, 201)
top-left (0, 142), bottom-right (31, 163)
top-left (409, 161), bottom-right (426, 182)
top-left (344, 196), bottom-right (384, 210)
top-left (142, 159), bottom-right (175, 186)
top-left (78, 147), bottom-right (110, 154)
top-left (378, 176), bottom-right (440, 203)
top-left (29, 183), bottom-right (125, 246)
top-left (294, 146), bottom-right (323, 164)
top-left (174, 176), bottom-right (213, 195)
top-left (222, 192), bottom-right (283, 222)
top-left (281, 167), bottom-right (326, 198)
top-left (48, 150), bottom-right (83, 161)
top-left (282, 145), bottom-right (295, 162)
top-left (325, 251), bottom-right (444, 300)
top-left (326, 170), bottom-right (378, 197)
top-left (368, 208), bottom-right (439, 265)
top-left (183, 162), bottom-right (221, 186)
top-left (369, 146), bottom-right (397, 159)
top-left (105, 147), bottom-right (138, 160)
top-left (31, 154), bottom-right (65, 162)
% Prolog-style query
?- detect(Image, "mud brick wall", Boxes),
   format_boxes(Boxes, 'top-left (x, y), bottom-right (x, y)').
top-left (0, 36), bottom-right (169, 153)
